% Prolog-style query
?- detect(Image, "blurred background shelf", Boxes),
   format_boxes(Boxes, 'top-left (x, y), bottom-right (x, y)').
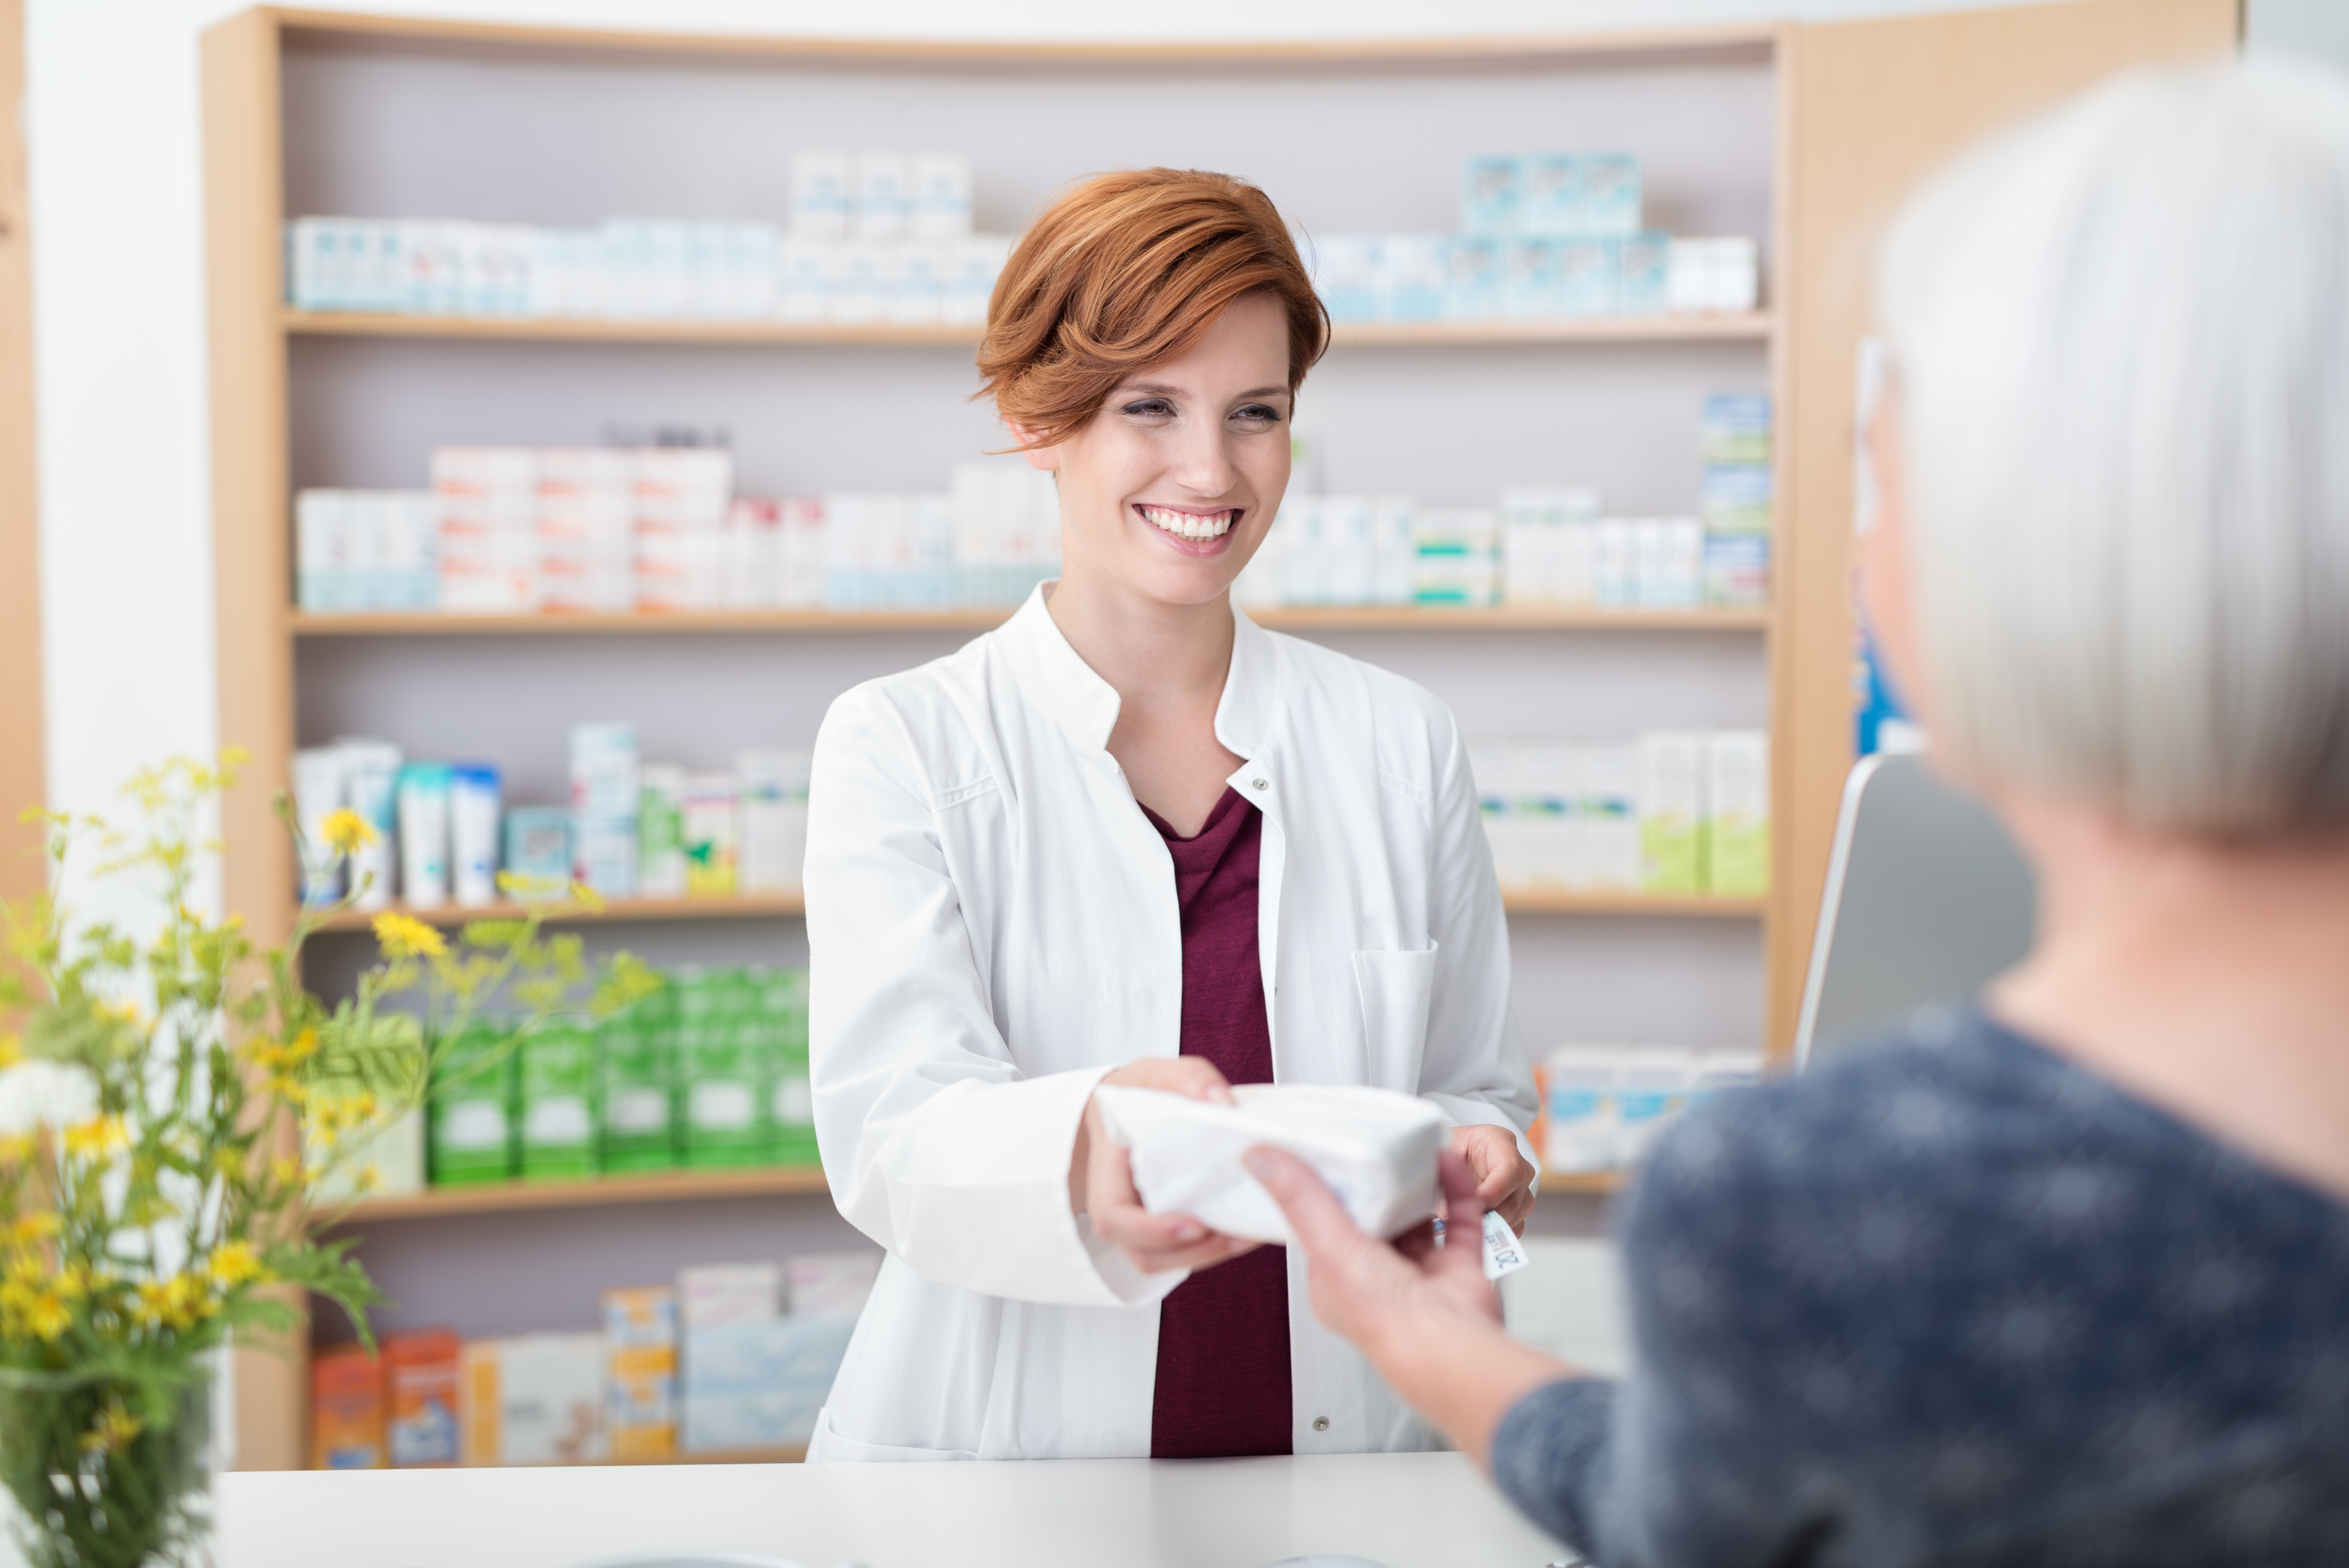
top-left (281, 308), bottom-right (1773, 349)
top-left (308, 894), bottom-right (806, 931)
top-left (1542, 1171), bottom-right (1627, 1196)
top-left (314, 890), bottom-right (1757, 932)
top-left (317, 1165), bottom-right (833, 1225)
top-left (288, 606), bottom-right (1771, 636)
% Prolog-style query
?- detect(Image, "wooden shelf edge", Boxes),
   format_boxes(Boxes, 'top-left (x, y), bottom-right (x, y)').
top-left (280, 309), bottom-right (1772, 349)
top-left (1541, 1170), bottom-right (1626, 1196)
top-left (289, 607), bottom-right (1770, 636)
top-left (1502, 892), bottom-right (1767, 917)
top-left (307, 894), bottom-right (804, 932)
top-left (315, 1164), bottom-right (834, 1225)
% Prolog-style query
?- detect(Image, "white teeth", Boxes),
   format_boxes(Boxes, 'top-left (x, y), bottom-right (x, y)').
top-left (1140, 505), bottom-right (1236, 541)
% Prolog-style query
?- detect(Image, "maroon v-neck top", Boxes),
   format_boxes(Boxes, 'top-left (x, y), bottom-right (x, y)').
top-left (1137, 785), bottom-right (1293, 1460)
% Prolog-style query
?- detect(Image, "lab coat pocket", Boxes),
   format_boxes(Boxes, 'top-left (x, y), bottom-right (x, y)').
top-left (1351, 944), bottom-right (1438, 1091)
top-left (806, 1406), bottom-right (977, 1463)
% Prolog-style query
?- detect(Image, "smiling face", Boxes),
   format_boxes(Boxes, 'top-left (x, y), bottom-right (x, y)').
top-left (1017, 290), bottom-right (1293, 609)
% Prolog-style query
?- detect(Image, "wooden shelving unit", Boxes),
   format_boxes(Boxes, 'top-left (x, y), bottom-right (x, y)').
top-left (282, 307), bottom-right (1773, 349)
top-left (315, 1164), bottom-right (832, 1225)
top-left (308, 893), bottom-right (807, 932)
top-left (289, 605), bottom-right (1771, 637)
top-left (314, 888), bottom-right (1760, 935)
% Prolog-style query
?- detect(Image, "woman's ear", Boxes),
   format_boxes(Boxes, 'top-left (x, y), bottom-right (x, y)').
top-left (1006, 423), bottom-right (1060, 473)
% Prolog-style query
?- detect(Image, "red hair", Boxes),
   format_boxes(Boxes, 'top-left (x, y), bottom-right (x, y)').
top-left (977, 168), bottom-right (1330, 448)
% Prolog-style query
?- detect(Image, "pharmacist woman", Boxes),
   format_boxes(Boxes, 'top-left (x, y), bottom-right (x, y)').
top-left (802, 167), bottom-right (1539, 1463)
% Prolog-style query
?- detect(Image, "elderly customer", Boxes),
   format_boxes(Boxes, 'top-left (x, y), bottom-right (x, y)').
top-left (1250, 57), bottom-right (2349, 1564)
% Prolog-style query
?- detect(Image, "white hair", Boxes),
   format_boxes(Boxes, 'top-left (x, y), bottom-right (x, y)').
top-left (1877, 55), bottom-right (2349, 834)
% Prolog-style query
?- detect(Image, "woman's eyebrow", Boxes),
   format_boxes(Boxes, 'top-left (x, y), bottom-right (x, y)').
top-left (1112, 381), bottom-right (1290, 401)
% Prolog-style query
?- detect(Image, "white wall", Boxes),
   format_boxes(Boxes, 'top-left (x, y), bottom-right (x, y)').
top-left (24, 0), bottom-right (2101, 829)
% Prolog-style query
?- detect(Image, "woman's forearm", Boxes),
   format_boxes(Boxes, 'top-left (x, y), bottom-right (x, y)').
top-left (1367, 1307), bottom-right (1583, 1468)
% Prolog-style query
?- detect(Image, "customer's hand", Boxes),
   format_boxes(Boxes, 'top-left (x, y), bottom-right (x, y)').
top-left (1452, 1123), bottom-right (1538, 1233)
top-left (1070, 1057), bottom-right (1259, 1276)
top-left (1246, 1142), bottom-right (1574, 1468)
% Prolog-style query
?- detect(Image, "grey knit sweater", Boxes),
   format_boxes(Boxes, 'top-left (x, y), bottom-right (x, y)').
top-left (1491, 1007), bottom-right (2349, 1566)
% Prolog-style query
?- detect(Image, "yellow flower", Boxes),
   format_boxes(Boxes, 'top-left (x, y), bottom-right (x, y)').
top-left (0, 1133), bottom-right (32, 1165)
top-left (372, 911), bottom-right (445, 959)
top-left (0, 1033), bottom-right (18, 1068)
top-left (204, 1240), bottom-right (270, 1288)
top-left (569, 881), bottom-right (606, 914)
top-left (16, 1286), bottom-right (73, 1340)
top-left (132, 1273), bottom-right (213, 1332)
top-left (321, 808), bottom-right (378, 855)
top-left (2, 1213), bottom-right (60, 1247)
top-left (61, 1115), bottom-right (128, 1160)
top-left (80, 1403), bottom-right (144, 1455)
top-left (355, 1164), bottom-right (382, 1194)
top-left (269, 1155), bottom-right (304, 1189)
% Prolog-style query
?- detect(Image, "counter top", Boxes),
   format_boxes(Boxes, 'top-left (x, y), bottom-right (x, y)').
top-left (217, 1451), bottom-right (1569, 1568)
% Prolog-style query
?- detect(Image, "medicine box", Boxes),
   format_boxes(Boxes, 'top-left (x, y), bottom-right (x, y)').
top-left (428, 1021), bottom-right (515, 1186)
top-left (384, 1329), bottom-right (462, 1468)
top-left (784, 1252), bottom-right (880, 1319)
top-left (598, 995), bottom-right (677, 1173)
top-left (681, 1316), bottom-right (857, 1453)
top-left (1460, 153), bottom-right (1520, 234)
top-left (681, 1263), bottom-right (784, 1329)
top-left (310, 1346), bottom-right (386, 1470)
top-left (1637, 732), bottom-right (1707, 895)
top-left (519, 1022), bottom-right (599, 1181)
top-left (603, 1285), bottom-right (680, 1461)
top-left (461, 1333), bottom-right (608, 1466)
top-left (677, 969), bottom-right (765, 1167)
top-left (501, 805), bottom-right (573, 893)
top-left (756, 967), bottom-right (818, 1167)
top-left (1707, 731), bottom-right (1772, 896)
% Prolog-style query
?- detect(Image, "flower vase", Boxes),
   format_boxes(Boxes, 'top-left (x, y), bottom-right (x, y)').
top-left (0, 1373), bottom-right (211, 1568)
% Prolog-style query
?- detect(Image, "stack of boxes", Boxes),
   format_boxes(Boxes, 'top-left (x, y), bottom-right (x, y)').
top-left (1538, 1046), bottom-right (1766, 1175)
top-left (308, 1254), bottom-right (879, 1469)
top-left (1469, 731), bottom-right (1770, 897)
top-left (536, 449), bottom-right (636, 613)
top-left (433, 448), bottom-right (538, 613)
top-left (1308, 150), bottom-right (1759, 325)
top-left (569, 722), bottom-right (640, 898)
top-left (424, 964), bottom-right (815, 1190)
top-left (1700, 394), bottom-right (1774, 610)
top-left (294, 491), bottom-right (438, 611)
top-left (632, 449), bottom-right (736, 611)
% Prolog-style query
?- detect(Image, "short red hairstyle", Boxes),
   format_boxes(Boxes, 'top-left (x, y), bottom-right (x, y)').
top-left (977, 168), bottom-right (1330, 448)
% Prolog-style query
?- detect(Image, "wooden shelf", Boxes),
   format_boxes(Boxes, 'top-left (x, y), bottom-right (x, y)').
top-left (289, 606), bottom-right (1770, 637)
top-left (282, 308), bottom-right (1772, 349)
top-left (1502, 890), bottom-right (1767, 918)
top-left (316, 1164), bottom-right (832, 1225)
top-left (312, 890), bottom-right (1754, 933)
top-left (307, 894), bottom-right (804, 932)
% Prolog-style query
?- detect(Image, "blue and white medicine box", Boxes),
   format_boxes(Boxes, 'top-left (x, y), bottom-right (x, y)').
top-left (1578, 152), bottom-right (1642, 236)
top-left (1379, 235), bottom-right (1447, 322)
top-left (1460, 153), bottom-right (1522, 234)
top-left (1616, 232), bottom-right (1672, 315)
top-left (1502, 239), bottom-right (1562, 319)
top-left (1556, 238), bottom-right (1618, 317)
top-left (1443, 237), bottom-right (1503, 321)
top-left (1520, 153), bottom-right (1584, 236)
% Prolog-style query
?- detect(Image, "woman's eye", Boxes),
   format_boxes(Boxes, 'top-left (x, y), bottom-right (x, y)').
top-left (1120, 399), bottom-right (1175, 419)
top-left (1230, 404), bottom-right (1282, 428)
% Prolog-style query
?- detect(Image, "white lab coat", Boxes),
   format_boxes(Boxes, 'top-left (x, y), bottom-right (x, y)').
top-left (803, 586), bottom-right (1534, 1462)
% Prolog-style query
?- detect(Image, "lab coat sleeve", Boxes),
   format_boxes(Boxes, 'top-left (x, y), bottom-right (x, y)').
top-left (805, 686), bottom-right (1184, 1310)
top-left (1416, 707), bottom-right (1541, 1176)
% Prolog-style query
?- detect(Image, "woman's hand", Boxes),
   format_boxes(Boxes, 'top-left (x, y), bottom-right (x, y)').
top-left (1453, 1123), bottom-right (1539, 1233)
top-left (1070, 1057), bottom-right (1260, 1275)
top-left (1245, 1143), bottom-right (1574, 1468)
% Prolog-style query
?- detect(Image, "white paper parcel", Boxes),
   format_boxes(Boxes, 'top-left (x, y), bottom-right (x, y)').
top-left (1092, 1083), bottom-right (1448, 1245)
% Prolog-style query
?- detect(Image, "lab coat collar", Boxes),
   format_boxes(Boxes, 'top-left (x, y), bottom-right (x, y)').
top-left (997, 584), bottom-right (1284, 765)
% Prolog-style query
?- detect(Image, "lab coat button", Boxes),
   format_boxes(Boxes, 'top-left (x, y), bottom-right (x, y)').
top-left (1312, 1416), bottom-right (1330, 1432)
top-left (1250, 778), bottom-right (1269, 791)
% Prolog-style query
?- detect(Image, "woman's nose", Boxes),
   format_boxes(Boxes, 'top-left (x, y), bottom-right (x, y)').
top-left (1168, 422), bottom-right (1240, 498)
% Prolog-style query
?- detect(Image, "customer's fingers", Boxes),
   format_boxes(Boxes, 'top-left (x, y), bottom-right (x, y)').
top-left (1434, 1147), bottom-right (1490, 1281)
top-left (1244, 1145), bottom-right (1363, 1266)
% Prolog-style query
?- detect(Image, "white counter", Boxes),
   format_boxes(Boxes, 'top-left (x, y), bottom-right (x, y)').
top-left (217, 1452), bottom-right (1569, 1568)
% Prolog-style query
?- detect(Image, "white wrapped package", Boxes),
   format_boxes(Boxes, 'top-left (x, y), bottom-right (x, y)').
top-left (1093, 1083), bottom-right (1448, 1245)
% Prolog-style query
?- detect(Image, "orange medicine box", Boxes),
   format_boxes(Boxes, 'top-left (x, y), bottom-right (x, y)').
top-left (384, 1328), bottom-right (463, 1467)
top-left (310, 1345), bottom-right (385, 1470)
top-left (603, 1285), bottom-right (679, 1461)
